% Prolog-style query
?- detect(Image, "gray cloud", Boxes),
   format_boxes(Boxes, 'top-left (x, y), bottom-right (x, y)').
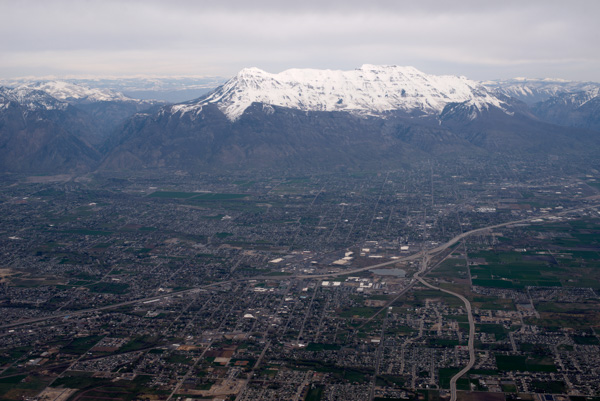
top-left (1, 0), bottom-right (599, 81)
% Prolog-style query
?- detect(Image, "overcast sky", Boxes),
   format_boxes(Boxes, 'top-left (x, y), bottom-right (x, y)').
top-left (1, 0), bottom-right (599, 81)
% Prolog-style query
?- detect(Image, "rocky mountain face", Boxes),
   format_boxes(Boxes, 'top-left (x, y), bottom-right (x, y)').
top-left (19, 81), bottom-right (164, 144)
top-left (0, 82), bottom-right (163, 173)
top-left (532, 88), bottom-right (600, 131)
top-left (0, 87), bottom-right (100, 173)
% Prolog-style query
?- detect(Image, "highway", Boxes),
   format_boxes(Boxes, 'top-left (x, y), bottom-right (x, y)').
top-left (356, 203), bottom-right (598, 400)
top-left (0, 280), bottom-right (235, 329)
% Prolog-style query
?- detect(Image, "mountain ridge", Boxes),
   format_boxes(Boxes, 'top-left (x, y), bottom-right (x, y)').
top-left (484, 78), bottom-right (600, 105)
top-left (175, 65), bottom-right (509, 121)
top-left (19, 80), bottom-right (132, 103)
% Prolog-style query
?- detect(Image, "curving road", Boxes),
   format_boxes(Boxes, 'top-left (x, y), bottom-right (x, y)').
top-left (415, 256), bottom-right (475, 401)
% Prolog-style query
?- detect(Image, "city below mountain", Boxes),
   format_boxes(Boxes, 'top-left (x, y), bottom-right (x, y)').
top-left (2, 67), bottom-right (600, 401)
top-left (1, 65), bottom-right (599, 174)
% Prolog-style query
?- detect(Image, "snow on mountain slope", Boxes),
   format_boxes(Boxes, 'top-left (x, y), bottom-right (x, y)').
top-left (20, 81), bottom-right (131, 103)
top-left (172, 65), bottom-right (508, 121)
top-left (484, 78), bottom-right (600, 104)
top-left (0, 77), bottom-right (224, 103)
top-left (552, 87), bottom-right (600, 107)
top-left (0, 86), bottom-right (68, 111)
top-left (531, 87), bottom-right (600, 131)
top-left (1, 80), bottom-right (133, 112)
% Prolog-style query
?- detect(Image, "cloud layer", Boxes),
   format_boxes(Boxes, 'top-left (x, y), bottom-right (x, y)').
top-left (1, 0), bottom-right (599, 81)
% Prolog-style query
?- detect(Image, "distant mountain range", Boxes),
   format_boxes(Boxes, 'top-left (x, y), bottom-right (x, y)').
top-left (1, 66), bottom-right (599, 174)
top-left (486, 78), bottom-right (600, 131)
top-left (0, 76), bottom-right (224, 103)
top-left (484, 78), bottom-right (600, 104)
top-left (0, 82), bottom-right (163, 173)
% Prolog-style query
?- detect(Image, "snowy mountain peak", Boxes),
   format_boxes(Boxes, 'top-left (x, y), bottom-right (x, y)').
top-left (546, 87), bottom-right (600, 108)
top-left (178, 65), bottom-right (508, 121)
top-left (237, 67), bottom-right (268, 77)
top-left (20, 81), bottom-right (131, 103)
top-left (0, 86), bottom-right (68, 111)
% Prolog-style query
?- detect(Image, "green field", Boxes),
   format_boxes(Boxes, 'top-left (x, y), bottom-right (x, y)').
top-left (305, 343), bottom-right (341, 351)
top-left (472, 279), bottom-right (514, 288)
top-left (476, 324), bottom-right (509, 340)
top-left (438, 368), bottom-right (470, 390)
top-left (215, 232), bottom-right (233, 238)
top-left (121, 335), bottom-right (160, 352)
top-left (427, 338), bottom-right (459, 348)
top-left (0, 374), bottom-right (51, 399)
top-left (530, 380), bottom-right (566, 394)
top-left (409, 289), bottom-right (465, 308)
top-left (306, 384), bottom-right (324, 401)
top-left (62, 229), bottom-right (113, 236)
top-left (495, 354), bottom-right (557, 372)
top-left (469, 248), bottom-right (573, 288)
top-left (429, 258), bottom-right (468, 278)
top-left (338, 307), bottom-right (380, 318)
top-left (573, 335), bottom-right (600, 345)
top-left (193, 193), bottom-right (247, 200)
top-left (87, 282), bottom-right (130, 294)
top-left (51, 373), bottom-right (105, 389)
top-left (149, 191), bottom-right (248, 201)
top-left (529, 300), bottom-right (600, 328)
top-left (148, 191), bottom-right (200, 198)
top-left (51, 374), bottom-right (155, 400)
top-left (0, 375), bottom-right (27, 384)
top-left (62, 335), bottom-right (104, 354)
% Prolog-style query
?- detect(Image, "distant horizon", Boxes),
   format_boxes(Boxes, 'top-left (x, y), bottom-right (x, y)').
top-left (1, 74), bottom-right (223, 80)
top-left (1, 64), bottom-right (599, 85)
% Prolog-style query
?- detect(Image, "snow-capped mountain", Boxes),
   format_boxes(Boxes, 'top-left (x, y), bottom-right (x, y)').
top-left (173, 65), bottom-right (509, 121)
top-left (0, 81), bottom-right (168, 174)
top-left (532, 88), bottom-right (600, 131)
top-left (0, 76), bottom-right (223, 102)
top-left (484, 78), bottom-right (600, 104)
top-left (100, 66), bottom-right (599, 173)
top-left (0, 86), bottom-right (68, 111)
top-left (18, 81), bottom-right (132, 104)
top-left (1, 81), bottom-right (156, 110)
top-left (548, 87), bottom-right (600, 107)
top-left (2, 65), bottom-right (599, 174)
top-left (0, 86), bottom-right (102, 173)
